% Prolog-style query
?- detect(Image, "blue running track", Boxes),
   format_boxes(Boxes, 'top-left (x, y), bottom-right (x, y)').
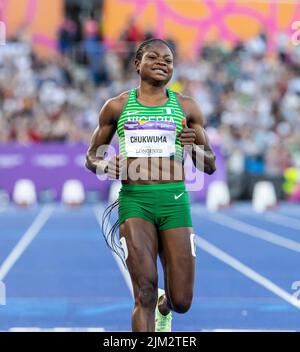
top-left (0, 202), bottom-right (299, 331)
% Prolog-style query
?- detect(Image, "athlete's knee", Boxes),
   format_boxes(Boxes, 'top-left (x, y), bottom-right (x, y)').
top-left (170, 293), bottom-right (193, 314)
top-left (136, 284), bottom-right (157, 309)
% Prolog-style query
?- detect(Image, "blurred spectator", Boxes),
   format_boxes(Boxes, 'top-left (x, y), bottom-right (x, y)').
top-left (119, 18), bottom-right (143, 71)
top-left (58, 18), bottom-right (78, 56)
top-left (81, 18), bottom-right (108, 85)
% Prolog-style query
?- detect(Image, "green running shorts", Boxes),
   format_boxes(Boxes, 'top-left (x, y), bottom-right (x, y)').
top-left (118, 182), bottom-right (192, 230)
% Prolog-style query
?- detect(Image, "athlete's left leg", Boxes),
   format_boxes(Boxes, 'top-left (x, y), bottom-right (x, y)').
top-left (158, 227), bottom-right (195, 313)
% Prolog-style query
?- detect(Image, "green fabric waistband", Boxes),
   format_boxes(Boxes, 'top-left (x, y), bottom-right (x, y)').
top-left (121, 181), bottom-right (185, 191)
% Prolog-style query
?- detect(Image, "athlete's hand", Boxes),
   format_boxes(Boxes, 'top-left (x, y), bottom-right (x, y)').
top-left (177, 118), bottom-right (196, 145)
top-left (107, 155), bottom-right (125, 179)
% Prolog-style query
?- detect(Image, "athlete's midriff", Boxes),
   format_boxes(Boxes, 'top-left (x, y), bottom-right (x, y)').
top-left (122, 157), bottom-right (185, 185)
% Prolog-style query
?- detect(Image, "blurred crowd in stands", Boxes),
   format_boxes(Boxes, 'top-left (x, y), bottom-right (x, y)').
top-left (0, 17), bottom-right (300, 188)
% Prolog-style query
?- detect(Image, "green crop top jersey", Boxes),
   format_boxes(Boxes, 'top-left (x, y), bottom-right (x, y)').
top-left (117, 88), bottom-right (185, 161)
top-left (116, 88), bottom-right (193, 231)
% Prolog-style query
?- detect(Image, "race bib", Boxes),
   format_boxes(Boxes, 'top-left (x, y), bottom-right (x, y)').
top-left (124, 121), bottom-right (176, 157)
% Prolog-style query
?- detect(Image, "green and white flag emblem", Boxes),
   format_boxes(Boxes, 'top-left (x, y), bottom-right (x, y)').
top-left (163, 108), bottom-right (174, 115)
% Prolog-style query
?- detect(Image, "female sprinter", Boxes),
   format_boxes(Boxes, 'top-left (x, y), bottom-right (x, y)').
top-left (86, 38), bottom-right (216, 332)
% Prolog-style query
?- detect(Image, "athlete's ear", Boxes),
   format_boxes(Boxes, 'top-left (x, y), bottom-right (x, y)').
top-left (134, 59), bottom-right (140, 74)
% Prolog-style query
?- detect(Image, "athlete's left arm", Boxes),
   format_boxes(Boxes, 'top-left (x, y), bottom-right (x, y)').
top-left (177, 96), bottom-right (216, 175)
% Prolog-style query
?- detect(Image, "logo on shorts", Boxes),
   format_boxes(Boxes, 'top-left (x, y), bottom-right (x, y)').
top-left (174, 192), bottom-right (184, 200)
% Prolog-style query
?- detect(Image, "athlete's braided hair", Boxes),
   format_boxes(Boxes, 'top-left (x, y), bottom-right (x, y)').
top-left (135, 38), bottom-right (175, 73)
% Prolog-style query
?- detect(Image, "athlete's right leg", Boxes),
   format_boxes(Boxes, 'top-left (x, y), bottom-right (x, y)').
top-left (119, 218), bottom-right (159, 332)
top-left (158, 248), bottom-right (172, 315)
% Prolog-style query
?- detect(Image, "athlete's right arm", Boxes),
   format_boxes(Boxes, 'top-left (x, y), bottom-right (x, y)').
top-left (85, 98), bottom-right (121, 175)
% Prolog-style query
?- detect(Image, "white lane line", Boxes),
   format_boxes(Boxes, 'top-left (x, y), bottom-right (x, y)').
top-left (202, 212), bottom-right (300, 253)
top-left (280, 209), bottom-right (300, 219)
top-left (9, 327), bottom-right (106, 332)
top-left (280, 207), bottom-right (300, 214)
top-left (0, 205), bottom-right (55, 281)
top-left (93, 205), bottom-right (133, 298)
top-left (235, 208), bottom-right (300, 231)
top-left (203, 329), bottom-right (296, 332)
top-left (194, 235), bottom-right (300, 309)
top-left (264, 213), bottom-right (300, 231)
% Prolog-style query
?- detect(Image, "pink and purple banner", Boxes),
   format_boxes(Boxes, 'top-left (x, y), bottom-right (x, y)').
top-left (0, 143), bottom-right (225, 201)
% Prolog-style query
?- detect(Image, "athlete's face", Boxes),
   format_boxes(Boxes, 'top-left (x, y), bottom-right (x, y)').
top-left (136, 42), bottom-right (174, 85)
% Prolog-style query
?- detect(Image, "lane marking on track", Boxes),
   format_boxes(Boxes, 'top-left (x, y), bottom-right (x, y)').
top-left (195, 235), bottom-right (300, 310)
top-left (193, 211), bottom-right (300, 253)
top-left (0, 205), bottom-right (55, 281)
top-left (8, 327), bottom-right (106, 332)
top-left (235, 208), bottom-right (300, 231)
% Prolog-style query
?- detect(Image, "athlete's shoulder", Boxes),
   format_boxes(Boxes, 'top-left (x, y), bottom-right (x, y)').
top-left (103, 90), bottom-right (131, 115)
top-left (113, 90), bottom-right (131, 104)
top-left (173, 92), bottom-right (204, 124)
top-left (104, 90), bottom-right (130, 112)
top-left (173, 92), bottom-right (198, 107)
top-left (173, 92), bottom-right (199, 112)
